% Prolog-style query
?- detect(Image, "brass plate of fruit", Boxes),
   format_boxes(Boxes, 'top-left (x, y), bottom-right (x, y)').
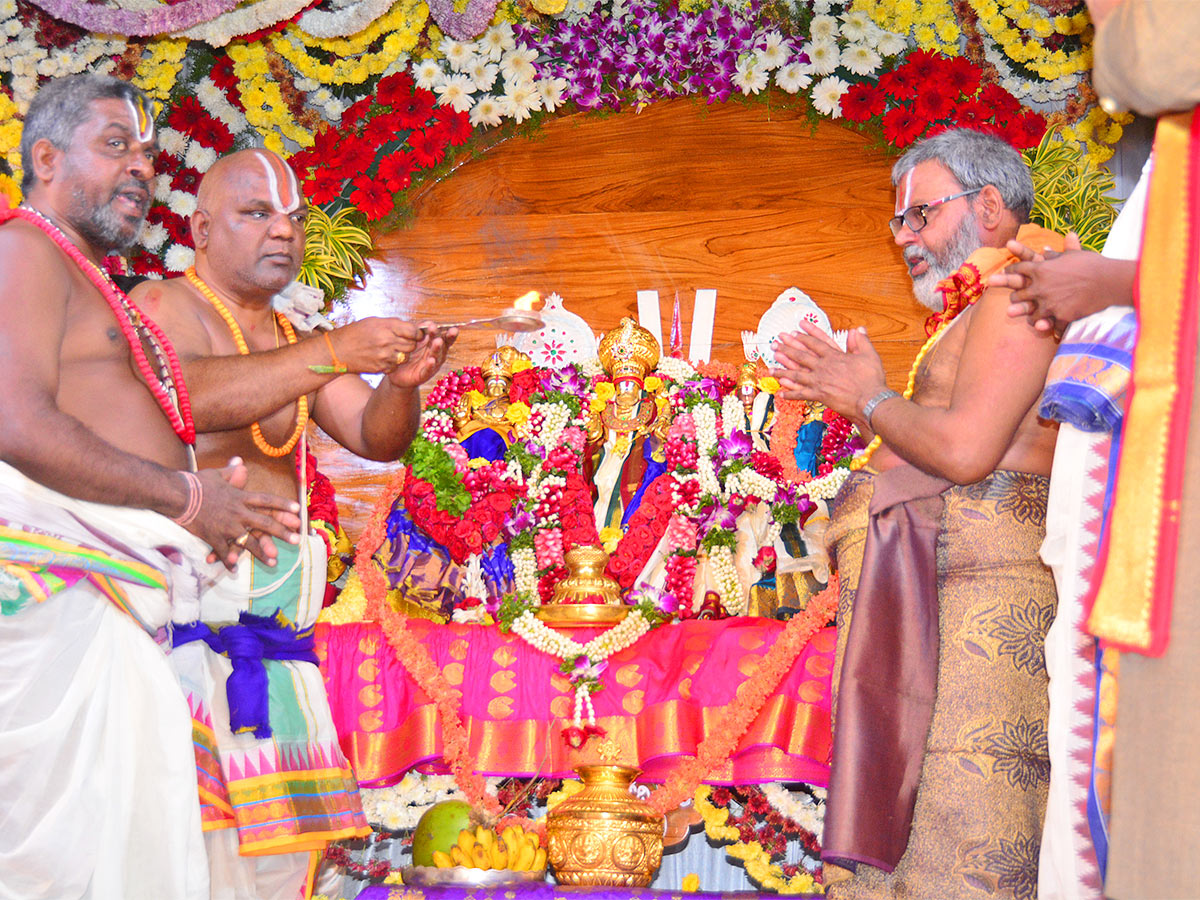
top-left (535, 604), bottom-right (630, 628)
top-left (401, 866), bottom-right (547, 887)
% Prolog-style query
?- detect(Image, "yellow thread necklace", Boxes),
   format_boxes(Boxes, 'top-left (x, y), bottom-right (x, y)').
top-left (850, 319), bottom-right (951, 471)
top-left (185, 266), bottom-right (309, 458)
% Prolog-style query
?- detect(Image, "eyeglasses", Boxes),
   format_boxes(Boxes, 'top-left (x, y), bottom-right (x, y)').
top-left (888, 188), bottom-right (982, 236)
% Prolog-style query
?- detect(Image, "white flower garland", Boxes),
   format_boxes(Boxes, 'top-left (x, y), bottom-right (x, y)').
top-left (511, 608), bottom-right (652, 729)
top-left (709, 544), bottom-right (744, 615)
top-left (297, 0), bottom-right (395, 38)
top-left (655, 356), bottom-right (697, 383)
top-left (761, 782), bottom-right (825, 842)
top-left (176, 0), bottom-right (312, 46)
top-left (801, 464), bottom-right (850, 501)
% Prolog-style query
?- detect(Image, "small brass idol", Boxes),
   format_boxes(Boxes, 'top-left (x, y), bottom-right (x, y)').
top-left (546, 764), bottom-right (664, 886)
top-left (535, 545), bottom-right (629, 627)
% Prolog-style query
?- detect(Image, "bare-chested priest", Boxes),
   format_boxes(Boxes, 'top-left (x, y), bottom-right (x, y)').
top-left (773, 128), bottom-right (1062, 900)
top-left (0, 75), bottom-right (303, 900)
top-left (133, 147), bottom-right (454, 900)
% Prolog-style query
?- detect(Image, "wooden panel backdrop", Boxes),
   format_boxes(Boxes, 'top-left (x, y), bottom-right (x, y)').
top-left (313, 98), bottom-right (928, 536)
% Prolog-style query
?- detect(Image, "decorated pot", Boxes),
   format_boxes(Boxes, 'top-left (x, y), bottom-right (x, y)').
top-left (546, 764), bottom-right (664, 886)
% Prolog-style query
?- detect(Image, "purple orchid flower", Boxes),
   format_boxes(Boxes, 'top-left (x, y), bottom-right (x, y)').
top-left (718, 430), bottom-right (753, 460)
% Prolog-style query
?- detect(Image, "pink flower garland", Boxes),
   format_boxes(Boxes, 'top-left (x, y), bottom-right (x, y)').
top-left (25, 0), bottom-right (241, 36)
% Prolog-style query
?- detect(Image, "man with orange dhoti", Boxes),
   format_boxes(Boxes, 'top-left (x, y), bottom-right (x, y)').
top-left (773, 127), bottom-right (1063, 899)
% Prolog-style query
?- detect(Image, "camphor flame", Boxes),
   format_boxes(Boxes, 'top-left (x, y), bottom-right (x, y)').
top-left (512, 291), bottom-right (541, 311)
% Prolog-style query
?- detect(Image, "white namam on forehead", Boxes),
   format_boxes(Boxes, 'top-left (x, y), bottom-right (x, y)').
top-left (897, 168), bottom-right (914, 214)
top-left (253, 150), bottom-right (301, 214)
top-left (124, 96), bottom-right (154, 144)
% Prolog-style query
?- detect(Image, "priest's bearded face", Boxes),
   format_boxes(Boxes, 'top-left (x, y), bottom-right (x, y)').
top-left (892, 160), bottom-right (984, 312)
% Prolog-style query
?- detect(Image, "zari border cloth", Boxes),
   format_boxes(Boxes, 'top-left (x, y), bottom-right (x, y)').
top-left (1087, 109), bottom-right (1200, 655)
top-left (316, 617), bottom-right (834, 786)
top-left (171, 533), bottom-right (370, 856)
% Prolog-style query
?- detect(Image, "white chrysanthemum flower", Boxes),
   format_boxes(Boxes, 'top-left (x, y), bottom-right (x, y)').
top-left (465, 58), bottom-right (499, 91)
top-left (434, 73), bottom-right (476, 113)
top-left (293, 76), bottom-right (319, 91)
top-left (876, 31), bottom-right (908, 57)
top-left (154, 178), bottom-right (172, 202)
top-left (500, 47), bottom-right (538, 85)
top-left (4, 18), bottom-right (21, 36)
top-left (479, 23), bottom-right (516, 62)
top-left (440, 38), bottom-right (475, 72)
top-left (184, 142), bottom-right (218, 172)
top-left (167, 189), bottom-right (197, 218)
top-left (164, 244), bottom-right (195, 273)
top-left (758, 31), bottom-right (790, 71)
top-left (774, 61), bottom-right (813, 94)
top-left (839, 9), bottom-right (872, 43)
top-left (313, 87), bottom-right (333, 105)
top-left (803, 38), bottom-right (839, 76)
top-left (469, 95), bottom-right (504, 128)
top-left (157, 127), bottom-right (188, 159)
top-left (841, 43), bottom-right (882, 76)
top-left (537, 77), bottom-right (569, 112)
top-left (811, 75), bottom-right (849, 118)
top-left (860, 22), bottom-right (884, 48)
top-left (324, 98), bottom-right (346, 119)
top-left (412, 58), bottom-right (443, 90)
top-left (808, 14), bottom-right (838, 42)
top-left (0, 0), bottom-right (17, 17)
top-left (502, 81), bottom-right (542, 123)
top-left (732, 56), bottom-right (769, 95)
top-left (138, 221), bottom-right (168, 252)
top-left (810, 0), bottom-right (833, 11)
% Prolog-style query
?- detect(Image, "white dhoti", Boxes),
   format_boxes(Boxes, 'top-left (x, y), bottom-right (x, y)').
top-left (0, 462), bottom-right (213, 900)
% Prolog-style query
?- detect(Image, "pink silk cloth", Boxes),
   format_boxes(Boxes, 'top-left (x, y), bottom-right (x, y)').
top-left (316, 617), bottom-right (834, 788)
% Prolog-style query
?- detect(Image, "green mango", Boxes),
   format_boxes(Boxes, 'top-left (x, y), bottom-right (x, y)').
top-left (411, 800), bottom-right (475, 867)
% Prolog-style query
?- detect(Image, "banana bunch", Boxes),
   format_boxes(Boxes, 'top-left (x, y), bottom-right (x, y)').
top-left (431, 824), bottom-right (547, 872)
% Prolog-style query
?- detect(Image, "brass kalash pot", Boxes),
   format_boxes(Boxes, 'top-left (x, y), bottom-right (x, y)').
top-left (535, 544), bottom-right (629, 627)
top-left (547, 764), bottom-right (664, 886)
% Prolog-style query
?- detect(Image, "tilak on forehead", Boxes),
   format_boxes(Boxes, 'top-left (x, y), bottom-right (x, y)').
top-left (253, 150), bottom-right (301, 214)
top-left (124, 95), bottom-right (154, 144)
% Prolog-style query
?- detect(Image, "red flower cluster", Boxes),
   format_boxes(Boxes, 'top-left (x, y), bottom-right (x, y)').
top-left (288, 72), bottom-right (473, 221)
top-left (558, 471), bottom-right (601, 550)
top-left (841, 50), bottom-right (1046, 150)
top-left (404, 472), bottom-right (521, 564)
top-left (605, 473), bottom-right (676, 589)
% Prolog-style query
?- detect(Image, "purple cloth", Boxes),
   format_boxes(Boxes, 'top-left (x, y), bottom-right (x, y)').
top-left (173, 610), bottom-right (317, 739)
top-left (822, 464), bottom-right (950, 873)
top-left (358, 886), bottom-right (819, 900)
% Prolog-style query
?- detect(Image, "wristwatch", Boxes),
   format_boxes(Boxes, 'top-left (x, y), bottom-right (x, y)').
top-left (861, 388), bottom-right (900, 427)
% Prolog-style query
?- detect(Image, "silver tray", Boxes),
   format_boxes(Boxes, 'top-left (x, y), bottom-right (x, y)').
top-left (400, 866), bottom-right (547, 887)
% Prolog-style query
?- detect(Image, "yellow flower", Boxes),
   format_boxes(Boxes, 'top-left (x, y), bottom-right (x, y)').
top-left (681, 874), bottom-right (700, 892)
top-left (0, 174), bottom-right (21, 209)
top-left (644, 375), bottom-right (663, 392)
top-left (511, 358), bottom-right (533, 373)
top-left (547, 779), bottom-right (584, 811)
top-left (757, 376), bottom-right (780, 393)
top-left (505, 402), bottom-right (531, 425)
top-left (599, 527), bottom-right (623, 554)
top-left (594, 382), bottom-right (616, 403)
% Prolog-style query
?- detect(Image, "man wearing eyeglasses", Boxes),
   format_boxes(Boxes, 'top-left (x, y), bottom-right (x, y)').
top-left (772, 127), bottom-right (1064, 900)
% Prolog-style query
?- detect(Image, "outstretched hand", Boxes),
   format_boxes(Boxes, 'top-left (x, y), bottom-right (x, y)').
top-left (387, 322), bottom-right (457, 388)
top-left (327, 317), bottom-right (425, 374)
top-left (188, 458), bottom-right (303, 570)
top-left (769, 322), bottom-right (887, 429)
top-left (991, 232), bottom-right (1132, 333)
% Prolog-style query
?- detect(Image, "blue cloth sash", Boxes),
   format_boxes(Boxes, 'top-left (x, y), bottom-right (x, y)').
top-left (1039, 310), bottom-right (1137, 432)
top-left (174, 610), bottom-right (317, 739)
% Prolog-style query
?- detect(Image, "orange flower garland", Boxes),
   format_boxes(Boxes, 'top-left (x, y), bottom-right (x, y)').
top-left (769, 396), bottom-right (812, 484)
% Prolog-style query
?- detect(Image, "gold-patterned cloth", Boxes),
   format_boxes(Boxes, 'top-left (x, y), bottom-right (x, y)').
top-left (827, 469), bottom-right (1056, 900)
